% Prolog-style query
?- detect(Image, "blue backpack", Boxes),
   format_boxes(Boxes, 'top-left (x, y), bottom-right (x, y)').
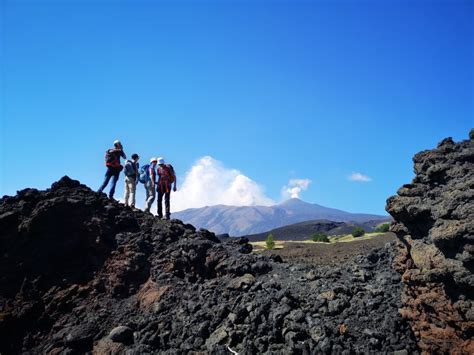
top-left (138, 164), bottom-right (151, 184)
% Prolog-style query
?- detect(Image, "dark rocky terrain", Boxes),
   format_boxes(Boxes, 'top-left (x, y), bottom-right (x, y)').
top-left (0, 177), bottom-right (417, 354)
top-left (243, 219), bottom-right (391, 242)
top-left (173, 198), bottom-right (388, 236)
top-left (387, 130), bottom-right (474, 354)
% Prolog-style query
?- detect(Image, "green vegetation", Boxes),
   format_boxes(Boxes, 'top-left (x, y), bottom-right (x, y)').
top-left (351, 227), bottom-right (365, 238)
top-left (375, 223), bottom-right (390, 233)
top-left (265, 233), bottom-right (275, 250)
top-left (311, 232), bottom-right (329, 243)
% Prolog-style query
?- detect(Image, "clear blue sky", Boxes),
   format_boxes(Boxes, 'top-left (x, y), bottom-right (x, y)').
top-left (1, 0), bottom-right (473, 215)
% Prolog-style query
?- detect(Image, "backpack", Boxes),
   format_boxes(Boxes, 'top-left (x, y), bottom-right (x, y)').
top-left (105, 149), bottom-right (117, 166)
top-left (158, 164), bottom-right (176, 184)
top-left (105, 149), bottom-right (123, 169)
top-left (138, 164), bottom-right (151, 184)
top-left (124, 161), bottom-right (137, 177)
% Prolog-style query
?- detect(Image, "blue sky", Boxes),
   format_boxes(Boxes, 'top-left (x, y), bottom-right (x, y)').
top-left (1, 0), bottom-right (473, 215)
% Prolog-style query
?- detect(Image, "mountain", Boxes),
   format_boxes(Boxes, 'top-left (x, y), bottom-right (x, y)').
top-left (173, 198), bottom-right (389, 236)
top-left (243, 219), bottom-right (390, 242)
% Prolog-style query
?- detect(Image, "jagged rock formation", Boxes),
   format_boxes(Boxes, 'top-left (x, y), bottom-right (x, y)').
top-left (0, 177), bottom-right (417, 354)
top-left (387, 130), bottom-right (474, 354)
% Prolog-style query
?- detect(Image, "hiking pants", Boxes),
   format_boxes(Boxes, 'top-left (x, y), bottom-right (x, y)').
top-left (124, 176), bottom-right (137, 207)
top-left (98, 167), bottom-right (120, 198)
top-left (144, 181), bottom-right (155, 212)
top-left (157, 187), bottom-right (171, 219)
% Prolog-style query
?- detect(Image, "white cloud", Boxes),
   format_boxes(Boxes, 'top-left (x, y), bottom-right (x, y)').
top-left (172, 156), bottom-right (275, 212)
top-left (281, 178), bottom-right (311, 199)
top-left (348, 172), bottom-right (372, 182)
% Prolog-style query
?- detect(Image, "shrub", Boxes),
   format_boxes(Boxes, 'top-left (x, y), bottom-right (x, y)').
top-left (375, 223), bottom-right (390, 233)
top-left (266, 233), bottom-right (275, 250)
top-left (311, 232), bottom-right (329, 243)
top-left (351, 227), bottom-right (365, 238)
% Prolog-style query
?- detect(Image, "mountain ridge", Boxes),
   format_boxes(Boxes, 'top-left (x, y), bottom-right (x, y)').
top-left (242, 218), bottom-right (391, 242)
top-left (173, 198), bottom-right (388, 236)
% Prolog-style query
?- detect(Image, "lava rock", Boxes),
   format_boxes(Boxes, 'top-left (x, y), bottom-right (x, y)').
top-left (109, 326), bottom-right (134, 344)
top-left (386, 131), bottom-right (474, 354)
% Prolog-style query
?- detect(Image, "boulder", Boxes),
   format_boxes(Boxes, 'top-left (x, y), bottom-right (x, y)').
top-left (387, 130), bottom-right (474, 354)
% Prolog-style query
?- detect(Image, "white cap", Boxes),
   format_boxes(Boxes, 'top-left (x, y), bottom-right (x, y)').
top-left (150, 157), bottom-right (158, 163)
top-left (113, 139), bottom-right (121, 145)
top-left (157, 157), bottom-right (165, 165)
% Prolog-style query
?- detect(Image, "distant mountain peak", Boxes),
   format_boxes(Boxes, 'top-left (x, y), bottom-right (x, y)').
top-left (278, 198), bottom-right (310, 206)
top-left (173, 199), bottom-right (388, 236)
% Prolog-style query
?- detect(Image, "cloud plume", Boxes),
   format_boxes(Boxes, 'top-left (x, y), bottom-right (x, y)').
top-left (281, 178), bottom-right (311, 199)
top-left (172, 156), bottom-right (274, 212)
top-left (348, 172), bottom-right (372, 182)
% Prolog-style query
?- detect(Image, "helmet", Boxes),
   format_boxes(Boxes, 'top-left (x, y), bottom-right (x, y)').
top-left (113, 139), bottom-right (121, 145)
top-left (150, 157), bottom-right (158, 163)
top-left (157, 157), bottom-right (165, 165)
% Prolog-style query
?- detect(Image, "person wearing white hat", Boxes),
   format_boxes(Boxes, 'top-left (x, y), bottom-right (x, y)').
top-left (156, 157), bottom-right (177, 220)
top-left (144, 157), bottom-right (158, 212)
top-left (98, 140), bottom-right (126, 199)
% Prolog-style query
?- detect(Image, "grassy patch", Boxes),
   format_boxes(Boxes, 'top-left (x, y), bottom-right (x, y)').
top-left (329, 232), bottom-right (384, 243)
top-left (250, 232), bottom-right (387, 251)
top-left (251, 240), bottom-right (285, 250)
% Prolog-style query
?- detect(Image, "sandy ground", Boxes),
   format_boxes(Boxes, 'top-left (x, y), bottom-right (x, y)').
top-left (254, 232), bottom-right (396, 267)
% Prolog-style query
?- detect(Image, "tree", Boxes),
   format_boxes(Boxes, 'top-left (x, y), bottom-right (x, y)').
top-left (375, 223), bottom-right (390, 233)
top-left (266, 233), bottom-right (275, 250)
top-left (351, 227), bottom-right (365, 238)
top-left (311, 232), bottom-right (329, 243)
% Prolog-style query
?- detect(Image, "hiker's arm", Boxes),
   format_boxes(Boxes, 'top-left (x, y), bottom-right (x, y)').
top-left (173, 175), bottom-right (177, 192)
top-left (120, 150), bottom-right (126, 159)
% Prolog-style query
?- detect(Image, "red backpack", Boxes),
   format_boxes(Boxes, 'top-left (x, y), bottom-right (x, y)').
top-left (105, 149), bottom-right (120, 168)
top-left (158, 164), bottom-right (176, 184)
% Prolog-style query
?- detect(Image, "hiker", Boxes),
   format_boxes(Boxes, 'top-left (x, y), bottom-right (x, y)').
top-left (98, 140), bottom-right (126, 199)
top-left (123, 153), bottom-right (140, 208)
top-left (156, 157), bottom-right (177, 220)
top-left (139, 157), bottom-right (158, 212)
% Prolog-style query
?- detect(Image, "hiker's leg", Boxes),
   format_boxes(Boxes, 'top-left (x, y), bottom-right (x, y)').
top-left (157, 188), bottom-right (163, 218)
top-left (144, 182), bottom-right (150, 211)
top-left (98, 170), bottom-right (112, 193)
top-left (124, 177), bottom-right (131, 206)
top-left (165, 191), bottom-right (170, 219)
top-left (130, 180), bottom-right (136, 208)
top-left (145, 182), bottom-right (155, 211)
top-left (109, 171), bottom-right (120, 198)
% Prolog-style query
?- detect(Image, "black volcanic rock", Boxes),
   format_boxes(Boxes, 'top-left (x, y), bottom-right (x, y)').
top-left (386, 131), bottom-right (474, 354)
top-left (0, 177), bottom-right (417, 354)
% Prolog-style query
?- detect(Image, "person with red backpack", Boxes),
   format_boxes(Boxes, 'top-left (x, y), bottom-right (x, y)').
top-left (98, 140), bottom-right (126, 199)
top-left (156, 157), bottom-right (176, 220)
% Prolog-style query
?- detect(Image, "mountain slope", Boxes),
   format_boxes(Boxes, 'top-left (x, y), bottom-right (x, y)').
top-left (243, 219), bottom-right (388, 242)
top-left (173, 198), bottom-right (389, 236)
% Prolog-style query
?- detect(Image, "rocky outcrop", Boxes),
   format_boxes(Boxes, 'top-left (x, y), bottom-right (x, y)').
top-left (387, 130), bottom-right (474, 354)
top-left (0, 176), bottom-right (418, 353)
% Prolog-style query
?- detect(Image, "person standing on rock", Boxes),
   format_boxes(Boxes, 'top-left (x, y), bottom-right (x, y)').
top-left (123, 153), bottom-right (140, 208)
top-left (98, 140), bottom-right (126, 200)
top-left (156, 157), bottom-right (177, 220)
top-left (142, 157), bottom-right (158, 212)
